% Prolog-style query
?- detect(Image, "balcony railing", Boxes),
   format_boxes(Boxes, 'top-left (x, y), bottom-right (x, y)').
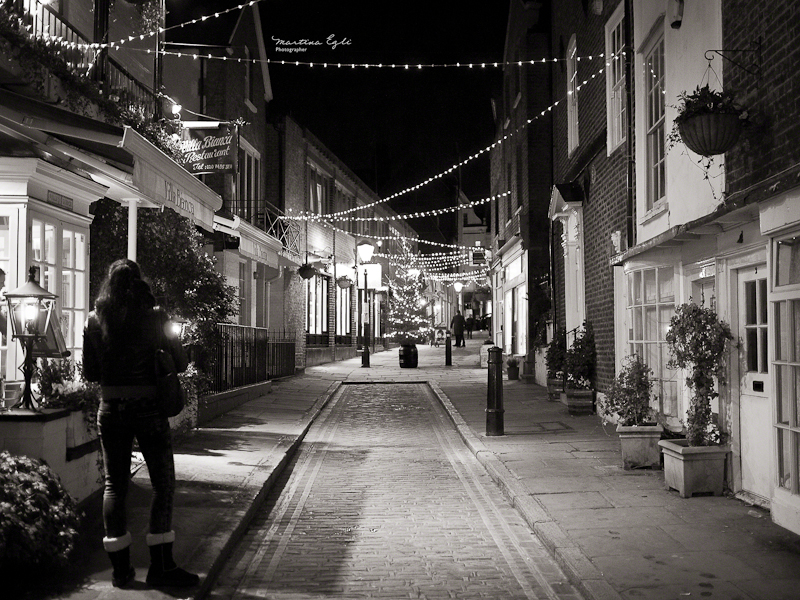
top-left (228, 198), bottom-right (303, 259)
top-left (3, 0), bottom-right (158, 115)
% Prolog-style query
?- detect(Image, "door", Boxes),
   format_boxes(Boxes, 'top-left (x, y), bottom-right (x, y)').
top-left (737, 265), bottom-right (772, 503)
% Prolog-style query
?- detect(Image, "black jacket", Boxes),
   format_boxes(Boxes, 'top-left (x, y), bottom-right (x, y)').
top-left (83, 307), bottom-right (188, 387)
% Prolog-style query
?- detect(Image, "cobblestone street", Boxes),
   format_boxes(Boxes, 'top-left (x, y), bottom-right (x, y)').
top-left (209, 383), bottom-right (581, 600)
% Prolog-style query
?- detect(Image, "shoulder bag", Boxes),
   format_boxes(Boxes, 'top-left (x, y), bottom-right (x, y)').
top-left (154, 315), bottom-right (186, 417)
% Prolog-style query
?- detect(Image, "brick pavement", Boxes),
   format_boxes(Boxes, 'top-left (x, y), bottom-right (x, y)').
top-left (212, 382), bottom-right (581, 600)
top-left (23, 331), bottom-right (800, 600)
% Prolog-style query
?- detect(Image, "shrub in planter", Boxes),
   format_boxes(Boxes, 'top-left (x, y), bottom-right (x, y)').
top-left (506, 356), bottom-right (520, 380)
top-left (545, 328), bottom-right (567, 401)
top-left (601, 354), bottom-right (656, 427)
top-left (665, 301), bottom-right (734, 446)
top-left (601, 355), bottom-right (663, 470)
top-left (563, 322), bottom-right (596, 415)
top-left (0, 451), bottom-right (80, 576)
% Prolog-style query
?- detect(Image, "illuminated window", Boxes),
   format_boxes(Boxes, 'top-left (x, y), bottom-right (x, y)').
top-left (567, 34), bottom-right (580, 154)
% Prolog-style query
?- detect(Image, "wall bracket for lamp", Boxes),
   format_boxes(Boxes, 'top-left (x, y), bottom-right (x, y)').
top-left (704, 37), bottom-right (762, 80)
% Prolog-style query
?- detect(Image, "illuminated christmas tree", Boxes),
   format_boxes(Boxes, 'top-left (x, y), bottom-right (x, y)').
top-left (387, 249), bottom-right (433, 345)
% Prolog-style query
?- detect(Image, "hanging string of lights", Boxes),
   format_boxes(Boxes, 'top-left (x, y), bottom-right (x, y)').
top-left (282, 55), bottom-right (618, 221)
top-left (285, 192), bottom-right (507, 222)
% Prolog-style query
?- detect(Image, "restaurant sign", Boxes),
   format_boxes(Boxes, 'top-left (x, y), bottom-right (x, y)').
top-left (179, 122), bottom-right (238, 175)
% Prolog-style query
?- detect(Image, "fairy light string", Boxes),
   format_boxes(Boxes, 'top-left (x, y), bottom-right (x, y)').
top-left (282, 55), bottom-right (616, 221)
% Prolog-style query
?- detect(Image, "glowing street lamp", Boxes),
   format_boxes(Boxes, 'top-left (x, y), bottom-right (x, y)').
top-left (5, 267), bottom-right (58, 411)
top-left (357, 241), bottom-right (375, 367)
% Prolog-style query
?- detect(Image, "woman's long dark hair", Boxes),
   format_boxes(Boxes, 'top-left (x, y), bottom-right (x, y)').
top-left (94, 259), bottom-right (155, 344)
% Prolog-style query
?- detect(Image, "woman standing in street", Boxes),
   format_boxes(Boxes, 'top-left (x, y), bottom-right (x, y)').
top-left (83, 259), bottom-right (198, 589)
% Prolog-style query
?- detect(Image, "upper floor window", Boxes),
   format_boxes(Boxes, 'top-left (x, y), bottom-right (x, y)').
top-left (307, 164), bottom-right (330, 215)
top-left (567, 34), bottom-right (580, 154)
top-left (237, 138), bottom-right (261, 225)
top-left (644, 34), bottom-right (666, 210)
top-left (245, 45), bottom-right (256, 111)
top-left (605, 5), bottom-right (626, 153)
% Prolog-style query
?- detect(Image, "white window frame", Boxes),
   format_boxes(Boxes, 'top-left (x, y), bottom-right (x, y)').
top-left (626, 265), bottom-right (677, 418)
top-left (237, 137), bottom-right (261, 224)
top-left (567, 34), bottom-right (580, 154)
top-left (605, 4), bottom-right (626, 154)
top-left (307, 274), bottom-right (329, 336)
top-left (30, 211), bottom-right (89, 362)
top-left (643, 32), bottom-right (666, 211)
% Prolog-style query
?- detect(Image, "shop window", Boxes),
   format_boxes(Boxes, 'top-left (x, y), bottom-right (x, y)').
top-left (238, 261), bottom-right (249, 326)
top-left (627, 266), bottom-right (676, 416)
top-left (0, 217), bottom-right (10, 377)
top-left (307, 274), bottom-right (329, 344)
top-left (31, 216), bottom-right (89, 362)
top-left (336, 284), bottom-right (351, 339)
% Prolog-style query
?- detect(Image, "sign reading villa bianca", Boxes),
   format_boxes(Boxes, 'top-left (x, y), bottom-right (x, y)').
top-left (179, 123), bottom-right (237, 174)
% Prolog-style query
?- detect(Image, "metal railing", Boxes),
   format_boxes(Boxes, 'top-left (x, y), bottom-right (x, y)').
top-left (4, 0), bottom-right (158, 113)
top-left (228, 198), bottom-right (302, 259)
top-left (208, 324), bottom-right (295, 393)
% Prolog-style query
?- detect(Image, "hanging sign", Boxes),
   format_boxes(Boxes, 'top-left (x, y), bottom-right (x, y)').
top-left (179, 122), bottom-right (238, 175)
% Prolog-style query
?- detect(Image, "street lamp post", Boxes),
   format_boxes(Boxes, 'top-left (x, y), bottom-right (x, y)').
top-left (5, 267), bottom-right (58, 411)
top-left (357, 241), bottom-right (375, 368)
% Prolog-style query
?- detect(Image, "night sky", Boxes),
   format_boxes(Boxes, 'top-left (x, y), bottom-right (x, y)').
top-left (168, 1), bottom-right (509, 244)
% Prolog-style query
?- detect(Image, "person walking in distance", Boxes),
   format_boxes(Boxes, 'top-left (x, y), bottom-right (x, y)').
top-left (83, 259), bottom-right (198, 589)
top-left (451, 310), bottom-right (466, 348)
top-left (465, 314), bottom-right (474, 340)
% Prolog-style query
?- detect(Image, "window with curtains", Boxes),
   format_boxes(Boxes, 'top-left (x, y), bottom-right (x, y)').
top-left (627, 266), bottom-right (677, 417)
top-left (567, 34), bottom-right (580, 154)
top-left (307, 274), bottom-right (329, 345)
top-left (644, 33), bottom-right (666, 211)
top-left (605, 4), bottom-right (626, 153)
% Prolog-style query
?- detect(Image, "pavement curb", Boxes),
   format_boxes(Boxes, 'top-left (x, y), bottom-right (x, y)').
top-left (428, 380), bottom-right (623, 600)
top-left (195, 381), bottom-right (343, 600)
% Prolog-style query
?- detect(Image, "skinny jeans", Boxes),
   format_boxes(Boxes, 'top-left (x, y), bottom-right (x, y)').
top-left (98, 398), bottom-right (175, 538)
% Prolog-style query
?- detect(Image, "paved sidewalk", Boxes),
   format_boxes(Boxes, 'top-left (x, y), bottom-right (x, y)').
top-left (26, 331), bottom-right (800, 600)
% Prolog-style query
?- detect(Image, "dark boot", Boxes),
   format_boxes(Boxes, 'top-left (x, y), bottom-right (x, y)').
top-left (103, 532), bottom-right (135, 588)
top-left (146, 531), bottom-right (199, 588)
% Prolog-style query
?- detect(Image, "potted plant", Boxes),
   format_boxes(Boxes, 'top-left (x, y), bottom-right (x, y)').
top-left (670, 84), bottom-right (748, 156)
top-left (659, 301), bottom-right (734, 497)
top-left (506, 356), bottom-right (520, 380)
top-left (601, 355), bottom-right (663, 470)
top-left (545, 328), bottom-right (567, 402)
top-left (562, 321), bottom-right (596, 415)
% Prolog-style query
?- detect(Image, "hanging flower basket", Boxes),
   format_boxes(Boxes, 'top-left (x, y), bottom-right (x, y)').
top-left (336, 276), bottom-right (352, 289)
top-left (297, 264), bottom-right (316, 279)
top-left (678, 113), bottom-right (743, 156)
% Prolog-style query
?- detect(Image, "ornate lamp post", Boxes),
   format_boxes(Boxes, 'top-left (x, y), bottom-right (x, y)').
top-left (357, 241), bottom-right (375, 368)
top-left (5, 267), bottom-right (58, 411)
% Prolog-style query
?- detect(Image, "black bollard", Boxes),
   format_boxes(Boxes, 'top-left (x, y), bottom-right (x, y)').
top-left (445, 330), bottom-right (452, 366)
top-left (486, 346), bottom-right (504, 436)
top-left (362, 322), bottom-right (370, 368)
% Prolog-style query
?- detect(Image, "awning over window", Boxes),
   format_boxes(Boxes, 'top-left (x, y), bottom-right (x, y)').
top-left (0, 89), bottom-right (221, 232)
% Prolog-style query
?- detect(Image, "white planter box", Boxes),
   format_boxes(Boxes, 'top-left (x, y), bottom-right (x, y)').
top-left (0, 408), bottom-right (102, 503)
top-left (659, 438), bottom-right (729, 498)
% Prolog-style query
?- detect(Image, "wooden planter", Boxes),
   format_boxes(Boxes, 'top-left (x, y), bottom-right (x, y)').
top-left (678, 113), bottom-right (743, 156)
top-left (546, 378), bottom-right (563, 402)
top-left (617, 424), bottom-right (663, 470)
top-left (399, 344), bottom-right (418, 368)
top-left (659, 439), bottom-right (729, 498)
top-left (562, 388), bottom-right (595, 416)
